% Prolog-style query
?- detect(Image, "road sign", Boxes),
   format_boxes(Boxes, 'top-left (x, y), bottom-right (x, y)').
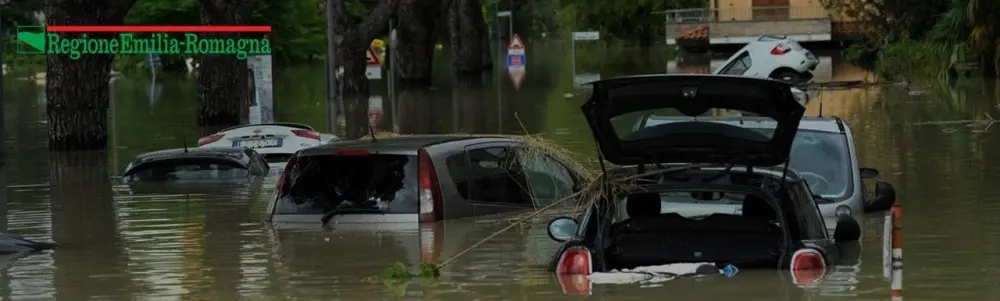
top-left (506, 34), bottom-right (526, 69)
top-left (572, 31), bottom-right (600, 41)
top-left (366, 47), bottom-right (382, 79)
top-left (508, 67), bottom-right (525, 90)
top-left (506, 54), bottom-right (525, 67)
top-left (507, 34), bottom-right (525, 55)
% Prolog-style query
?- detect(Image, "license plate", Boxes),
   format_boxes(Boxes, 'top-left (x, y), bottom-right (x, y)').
top-left (233, 138), bottom-right (283, 148)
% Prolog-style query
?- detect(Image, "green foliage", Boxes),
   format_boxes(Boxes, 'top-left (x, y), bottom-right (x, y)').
top-left (555, 0), bottom-right (702, 43)
top-left (874, 38), bottom-right (951, 81)
top-left (380, 261), bottom-right (440, 297)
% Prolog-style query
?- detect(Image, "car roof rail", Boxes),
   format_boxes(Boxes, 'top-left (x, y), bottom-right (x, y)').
top-left (833, 117), bottom-right (846, 133)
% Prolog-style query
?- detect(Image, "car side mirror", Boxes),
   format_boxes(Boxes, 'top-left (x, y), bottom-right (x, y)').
top-left (833, 215), bottom-right (861, 243)
top-left (547, 217), bottom-right (578, 242)
top-left (864, 180), bottom-right (897, 212)
top-left (860, 167), bottom-right (879, 179)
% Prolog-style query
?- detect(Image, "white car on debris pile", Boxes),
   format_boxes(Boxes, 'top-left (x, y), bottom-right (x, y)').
top-left (196, 123), bottom-right (336, 165)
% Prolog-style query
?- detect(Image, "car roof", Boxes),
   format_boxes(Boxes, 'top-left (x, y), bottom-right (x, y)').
top-left (219, 122), bottom-right (314, 132)
top-left (298, 135), bottom-right (518, 156)
top-left (131, 147), bottom-right (247, 163)
top-left (643, 115), bottom-right (845, 134)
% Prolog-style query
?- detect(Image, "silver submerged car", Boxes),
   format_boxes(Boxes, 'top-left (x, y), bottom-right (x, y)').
top-left (634, 115), bottom-right (897, 223)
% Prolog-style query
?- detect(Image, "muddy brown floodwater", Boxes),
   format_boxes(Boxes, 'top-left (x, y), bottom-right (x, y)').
top-left (1, 46), bottom-right (1000, 300)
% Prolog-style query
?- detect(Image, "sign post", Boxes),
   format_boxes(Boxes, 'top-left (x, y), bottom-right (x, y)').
top-left (248, 55), bottom-right (275, 124)
top-left (571, 31), bottom-right (601, 88)
top-left (506, 34), bottom-right (526, 90)
top-left (366, 47), bottom-right (382, 79)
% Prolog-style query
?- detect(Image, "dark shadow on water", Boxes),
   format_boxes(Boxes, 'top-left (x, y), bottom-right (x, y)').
top-left (49, 151), bottom-right (131, 300)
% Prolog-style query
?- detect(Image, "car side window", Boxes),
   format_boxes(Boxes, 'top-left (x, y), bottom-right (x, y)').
top-left (720, 51), bottom-right (751, 75)
top-left (794, 183), bottom-right (828, 239)
top-left (517, 151), bottom-right (576, 205)
top-left (463, 146), bottom-right (534, 206)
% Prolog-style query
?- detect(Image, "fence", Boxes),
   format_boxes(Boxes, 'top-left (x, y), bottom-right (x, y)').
top-left (659, 5), bottom-right (830, 23)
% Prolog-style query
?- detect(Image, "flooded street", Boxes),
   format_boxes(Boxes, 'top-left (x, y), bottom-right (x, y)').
top-left (2, 44), bottom-right (999, 300)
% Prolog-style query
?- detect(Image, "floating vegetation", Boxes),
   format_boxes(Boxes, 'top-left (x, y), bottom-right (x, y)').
top-left (381, 262), bottom-right (440, 296)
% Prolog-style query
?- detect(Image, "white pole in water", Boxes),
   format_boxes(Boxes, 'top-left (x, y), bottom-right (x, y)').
top-left (890, 205), bottom-right (902, 300)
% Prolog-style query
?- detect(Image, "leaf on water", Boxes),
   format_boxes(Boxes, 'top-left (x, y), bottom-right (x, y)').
top-left (419, 261), bottom-right (440, 278)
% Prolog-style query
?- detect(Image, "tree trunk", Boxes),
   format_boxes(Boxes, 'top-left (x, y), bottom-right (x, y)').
top-left (392, 0), bottom-right (443, 89)
top-left (195, 0), bottom-right (259, 126)
top-left (44, 0), bottom-right (136, 151)
top-left (447, 0), bottom-right (484, 81)
top-left (476, 9), bottom-right (492, 71)
top-left (327, 0), bottom-right (399, 96)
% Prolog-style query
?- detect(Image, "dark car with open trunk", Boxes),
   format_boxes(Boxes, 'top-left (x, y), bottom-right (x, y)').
top-left (265, 135), bottom-right (589, 225)
top-left (546, 75), bottom-right (862, 287)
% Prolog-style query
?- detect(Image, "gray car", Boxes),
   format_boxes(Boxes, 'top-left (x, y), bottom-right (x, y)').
top-left (265, 135), bottom-right (588, 225)
top-left (634, 115), bottom-right (897, 223)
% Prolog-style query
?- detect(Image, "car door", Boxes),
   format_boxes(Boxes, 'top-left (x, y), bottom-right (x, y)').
top-left (461, 142), bottom-right (535, 217)
top-left (517, 151), bottom-right (578, 207)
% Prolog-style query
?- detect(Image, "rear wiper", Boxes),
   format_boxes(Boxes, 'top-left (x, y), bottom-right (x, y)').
top-left (812, 194), bottom-right (835, 203)
top-left (320, 208), bottom-right (385, 225)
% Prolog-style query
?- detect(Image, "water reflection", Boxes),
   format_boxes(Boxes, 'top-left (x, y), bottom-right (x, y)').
top-left (50, 151), bottom-right (125, 300)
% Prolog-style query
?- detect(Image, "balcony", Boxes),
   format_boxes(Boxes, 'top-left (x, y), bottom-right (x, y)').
top-left (658, 5), bottom-right (833, 45)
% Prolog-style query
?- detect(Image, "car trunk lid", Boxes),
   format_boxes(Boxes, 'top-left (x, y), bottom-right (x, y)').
top-left (581, 74), bottom-right (804, 166)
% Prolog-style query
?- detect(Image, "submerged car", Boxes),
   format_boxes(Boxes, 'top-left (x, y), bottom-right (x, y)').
top-left (196, 122), bottom-right (333, 165)
top-left (715, 35), bottom-right (819, 83)
top-left (122, 147), bottom-right (270, 184)
top-left (634, 115), bottom-right (897, 217)
top-left (547, 75), bottom-right (861, 280)
top-left (265, 135), bottom-right (589, 225)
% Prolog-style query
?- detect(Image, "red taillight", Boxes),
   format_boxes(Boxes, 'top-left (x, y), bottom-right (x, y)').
top-left (334, 150), bottom-right (369, 156)
top-left (197, 134), bottom-right (224, 146)
top-left (418, 150), bottom-right (443, 222)
top-left (771, 44), bottom-right (791, 55)
top-left (557, 274), bottom-right (592, 296)
top-left (291, 129), bottom-right (321, 140)
top-left (556, 247), bottom-right (592, 275)
top-left (790, 248), bottom-right (827, 285)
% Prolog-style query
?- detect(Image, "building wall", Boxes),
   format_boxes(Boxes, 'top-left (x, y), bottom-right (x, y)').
top-left (711, 0), bottom-right (831, 21)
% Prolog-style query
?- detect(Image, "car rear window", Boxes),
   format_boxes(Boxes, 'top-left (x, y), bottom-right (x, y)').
top-left (614, 192), bottom-right (746, 222)
top-left (274, 153), bottom-right (419, 214)
top-left (124, 158), bottom-right (249, 182)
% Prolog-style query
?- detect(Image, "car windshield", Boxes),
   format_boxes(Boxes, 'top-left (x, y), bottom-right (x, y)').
top-left (639, 117), bottom-right (851, 203)
top-left (124, 158), bottom-right (249, 182)
top-left (756, 129), bottom-right (852, 202)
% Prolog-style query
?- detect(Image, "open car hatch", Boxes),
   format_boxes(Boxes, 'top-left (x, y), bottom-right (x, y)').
top-left (582, 75), bottom-right (805, 166)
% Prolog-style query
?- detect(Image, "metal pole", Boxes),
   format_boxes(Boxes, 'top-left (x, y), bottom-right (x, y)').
top-left (388, 19), bottom-right (395, 101)
top-left (495, 4), bottom-right (503, 134)
top-left (325, 0), bottom-right (339, 134)
top-left (0, 13), bottom-right (5, 166)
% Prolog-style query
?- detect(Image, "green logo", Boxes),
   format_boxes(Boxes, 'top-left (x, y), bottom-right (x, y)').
top-left (16, 26), bottom-right (46, 54)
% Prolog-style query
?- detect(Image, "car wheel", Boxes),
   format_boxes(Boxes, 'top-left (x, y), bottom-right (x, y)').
top-left (773, 71), bottom-right (801, 84)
